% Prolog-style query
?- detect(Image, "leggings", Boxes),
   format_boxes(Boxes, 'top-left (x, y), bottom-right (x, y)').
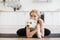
top-left (17, 27), bottom-right (51, 37)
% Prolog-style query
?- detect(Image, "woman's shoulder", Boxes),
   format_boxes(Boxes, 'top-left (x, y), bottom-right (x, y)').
top-left (38, 18), bottom-right (43, 22)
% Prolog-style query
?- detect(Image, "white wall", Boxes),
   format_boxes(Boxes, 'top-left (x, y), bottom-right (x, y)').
top-left (0, 0), bottom-right (60, 34)
top-left (0, 12), bottom-right (30, 34)
top-left (44, 11), bottom-right (60, 34)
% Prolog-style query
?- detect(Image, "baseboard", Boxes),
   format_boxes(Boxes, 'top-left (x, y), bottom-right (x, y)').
top-left (45, 34), bottom-right (60, 38)
top-left (0, 33), bottom-right (60, 38)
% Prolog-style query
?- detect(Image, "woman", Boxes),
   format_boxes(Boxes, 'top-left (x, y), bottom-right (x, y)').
top-left (26, 9), bottom-right (44, 38)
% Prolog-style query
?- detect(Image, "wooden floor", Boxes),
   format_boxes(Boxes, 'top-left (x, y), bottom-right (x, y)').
top-left (0, 38), bottom-right (60, 40)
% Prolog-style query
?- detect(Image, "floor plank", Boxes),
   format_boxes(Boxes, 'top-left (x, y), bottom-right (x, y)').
top-left (0, 38), bottom-right (60, 40)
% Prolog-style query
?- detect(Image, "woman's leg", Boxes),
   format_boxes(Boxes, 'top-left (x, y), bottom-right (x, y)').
top-left (16, 27), bottom-right (51, 37)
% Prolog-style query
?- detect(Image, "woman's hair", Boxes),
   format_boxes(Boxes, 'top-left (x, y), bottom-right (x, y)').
top-left (30, 9), bottom-right (40, 18)
top-left (30, 9), bottom-right (38, 16)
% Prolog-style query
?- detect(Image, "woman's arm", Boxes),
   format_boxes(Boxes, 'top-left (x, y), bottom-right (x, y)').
top-left (26, 25), bottom-right (38, 38)
top-left (38, 19), bottom-right (44, 37)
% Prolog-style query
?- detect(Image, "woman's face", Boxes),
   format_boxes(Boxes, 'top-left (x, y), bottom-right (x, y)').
top-left (30, 12), bottom-right (38, 20)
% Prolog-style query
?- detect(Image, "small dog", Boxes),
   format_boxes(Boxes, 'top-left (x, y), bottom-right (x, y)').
top-left (27, 19), bottom-right (37, 28)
